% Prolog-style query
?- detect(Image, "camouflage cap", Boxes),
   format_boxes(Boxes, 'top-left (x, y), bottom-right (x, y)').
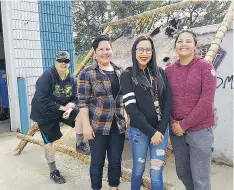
top-left (55, 51), bottom-right (70, 61)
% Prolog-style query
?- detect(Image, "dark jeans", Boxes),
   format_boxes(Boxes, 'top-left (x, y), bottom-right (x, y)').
top-left (88, 126), bottom-right (125, 190)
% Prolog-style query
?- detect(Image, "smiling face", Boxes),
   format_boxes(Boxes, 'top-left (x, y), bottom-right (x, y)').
top-left (175, 32), bottom-right (196, 58)
top-left (94, 40), bottom-right (112, 66)
top-left (136, 40), bottom-right (152, 69)
top-left (55, 59), bottom-right (70, 73)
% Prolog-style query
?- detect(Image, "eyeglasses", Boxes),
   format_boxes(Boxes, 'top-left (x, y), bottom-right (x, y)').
top-left (57, 59), bottom-right (70, 64)
top-left (136, 47), bottom-right (153, 55)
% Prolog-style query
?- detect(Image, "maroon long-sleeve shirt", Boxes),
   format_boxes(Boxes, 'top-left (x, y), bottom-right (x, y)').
top-left (165, 56), bottom-right (217, 131)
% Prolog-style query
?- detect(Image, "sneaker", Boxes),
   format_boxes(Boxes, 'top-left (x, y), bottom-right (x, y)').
top-left (50, 170), bottom-right (66, 184)
top-left (76, 142), bottom-right (90, 155)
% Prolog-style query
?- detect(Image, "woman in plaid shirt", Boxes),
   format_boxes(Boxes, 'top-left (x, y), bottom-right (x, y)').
top-left (78, 35), bottom-right (126, 190)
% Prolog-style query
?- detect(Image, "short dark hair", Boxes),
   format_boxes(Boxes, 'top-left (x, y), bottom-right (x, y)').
top-left (174, 29), bottom-right (197, 47)
top-left (92, 35), bottom-right (111, 51)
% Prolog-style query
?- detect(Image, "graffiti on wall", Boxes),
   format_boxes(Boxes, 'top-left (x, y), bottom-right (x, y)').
top-left (217, 75), bottom-right (234, 89)
top-left (197, 45), bottom-right (226, 70)
top-left (198, 45), bottom-right (233, 90)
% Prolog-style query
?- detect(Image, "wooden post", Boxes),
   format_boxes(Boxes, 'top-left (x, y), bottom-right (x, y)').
top-left (101, 1), bottom-right (208, 27)
top-left (14, 123), bottom-right (39, 154)
top-left (205, 2), bottom-right (233, 62)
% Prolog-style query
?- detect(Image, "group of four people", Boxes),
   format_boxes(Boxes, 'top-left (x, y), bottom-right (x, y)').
top-left (30, 29), bottom-right (216, 190)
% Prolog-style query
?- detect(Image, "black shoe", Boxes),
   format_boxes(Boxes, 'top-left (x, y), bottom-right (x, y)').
top-left (76, 142), bottom-right (90, 155)
top-left (50, 170), bottom-right (66, 184)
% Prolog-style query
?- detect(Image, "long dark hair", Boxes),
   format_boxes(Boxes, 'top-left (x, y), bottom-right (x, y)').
top-left (131, 35), bottom-right (165, 95)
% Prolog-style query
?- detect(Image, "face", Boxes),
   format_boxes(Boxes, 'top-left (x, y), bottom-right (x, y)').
top-left (55, 59), bottom-right (70, 73)
top-left (94, 40), bottom-right (112, 66)
top-left (136, 40), bottom-right (152, 68)
top-left (175, 32), bottom-right (196, 57)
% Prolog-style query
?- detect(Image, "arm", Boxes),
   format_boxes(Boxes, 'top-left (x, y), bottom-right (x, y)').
top-left (79, 107), bottom-right (91, 128)
top-left (120, 70), bottom-right (157, 138)
top-left (65, 78), bottom-right (78, 109)
top-left (35, 72), bottom-right (64, 111)
top-left (77, 69), bottom-right (94, 139)
top-left (77, 70), bottom-right (92, 108)
top-left (157, 69), bottom-right (172, 134)
top-left (179, 63), bottom-right (217, 131)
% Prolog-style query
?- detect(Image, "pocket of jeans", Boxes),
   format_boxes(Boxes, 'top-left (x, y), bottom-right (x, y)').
top-left (187, 128), bottom-right (214, 154)
top-left (207, 127), bottom-right (214, 152)
top-left (129, 127), bottom-right (141, 144)
top-left (207, 127), bottom-right (213, 135)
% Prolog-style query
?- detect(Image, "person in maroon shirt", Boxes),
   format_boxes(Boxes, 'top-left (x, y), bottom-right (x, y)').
top-left (165, 30), bottom-right (216, 190)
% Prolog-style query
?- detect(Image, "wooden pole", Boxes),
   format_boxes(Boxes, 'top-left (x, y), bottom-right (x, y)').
top-left (205, 1), bottom-right (233, 62)
top-left (14, 123), bottom-right (39, 154)
top-left (17, 133), bottom-right (174, 190)
top-left (73, 25), bottom-right (112, 77)
top-left (101, 1), bottom-right (208, 27)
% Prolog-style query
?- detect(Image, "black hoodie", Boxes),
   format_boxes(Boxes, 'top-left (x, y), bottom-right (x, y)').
top-left (30, 66), bottom-right (78, 123)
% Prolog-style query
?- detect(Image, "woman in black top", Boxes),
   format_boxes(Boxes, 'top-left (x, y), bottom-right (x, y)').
top-left (120, 36), bottom-right (172, 190)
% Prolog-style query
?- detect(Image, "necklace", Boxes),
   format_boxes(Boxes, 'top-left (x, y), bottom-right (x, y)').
top-left (143, 68), bottom-right (161, 121)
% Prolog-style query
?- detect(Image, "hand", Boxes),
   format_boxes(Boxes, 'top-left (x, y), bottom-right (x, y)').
top-left (83, 125), bottom-right (95, 140)
top-left (65, 102), bottom-right (75, 110)
top-left (172, 122), bottom-right (185, 136)
top-left (151, 131), bottom-right (164, 145)
top-left (59, 106), bottom-right (67, 112)
top-left (62, 108), bottom-right (73, 119)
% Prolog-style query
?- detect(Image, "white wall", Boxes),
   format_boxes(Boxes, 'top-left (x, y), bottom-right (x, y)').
top-left (213, 30), bottom-right (233, 165)
top-left (1, 1), bottom-right (43, 131)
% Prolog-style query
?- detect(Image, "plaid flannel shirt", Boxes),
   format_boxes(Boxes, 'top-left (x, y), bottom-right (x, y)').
top-left (77, 62), bottom-right (126, 135)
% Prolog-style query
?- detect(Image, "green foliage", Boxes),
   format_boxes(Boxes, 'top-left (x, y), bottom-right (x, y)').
top-left (72, 1), bottom-right (165, 56)
top-left (72, 0), bottom-right (231, 60)
top-left (196, 1), bottom-right (231, 26)
top-left (72, 1), bottom-right (113, 55)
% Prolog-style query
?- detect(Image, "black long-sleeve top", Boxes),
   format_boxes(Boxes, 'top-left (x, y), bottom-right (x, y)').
top-left (30, 66), bottom-right (78, 122)
top-left (120, 67), bottom-right (172, 138)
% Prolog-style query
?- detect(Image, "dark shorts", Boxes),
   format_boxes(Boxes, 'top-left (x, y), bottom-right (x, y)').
top-left (38, 108), bottom-right (79, 144)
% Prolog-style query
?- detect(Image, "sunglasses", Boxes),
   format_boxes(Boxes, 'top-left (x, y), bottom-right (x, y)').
top-left (57, 59), bottom-right (70, 64)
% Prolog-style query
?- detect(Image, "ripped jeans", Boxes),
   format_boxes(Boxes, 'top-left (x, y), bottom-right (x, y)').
top-left (129, 126), bottom-right (169, 190)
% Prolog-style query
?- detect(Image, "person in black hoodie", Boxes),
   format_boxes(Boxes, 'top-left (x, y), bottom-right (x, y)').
top-left (30, 51), bottom-right (89, 184)
top-left (120, 36), bottom-right (172, 190)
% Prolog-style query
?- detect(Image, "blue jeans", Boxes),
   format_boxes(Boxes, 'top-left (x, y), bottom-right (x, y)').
top-left (89, 126), bottom-right (125, 190)
top-left (129, 126), bottom-right (169, 190)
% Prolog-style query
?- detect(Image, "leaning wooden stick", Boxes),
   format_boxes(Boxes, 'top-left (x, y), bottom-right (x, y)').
top-left (17, 133), bottom-right (174, 190)
top-left (205, 1), bottom-right (233, 62)
top-left (14, 123), bottom-right (39, 154)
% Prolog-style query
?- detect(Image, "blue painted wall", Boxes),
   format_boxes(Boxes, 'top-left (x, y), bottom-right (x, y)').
top-left (38, 0), bottom-right (74, 72)
top-left (17, 78), bottom-right (29, 134)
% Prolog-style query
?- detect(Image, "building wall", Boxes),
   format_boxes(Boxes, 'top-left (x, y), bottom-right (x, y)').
top-left (1, 1), bottom-right (43, 131)
top-left (38, 1), bottom-right (74, 73)
top-left (1, 0), bottom-right (74, 132)
top-left (199, 29), bottom-right (234, 165)
top-left (213, 30), bottom-right (233, 165)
